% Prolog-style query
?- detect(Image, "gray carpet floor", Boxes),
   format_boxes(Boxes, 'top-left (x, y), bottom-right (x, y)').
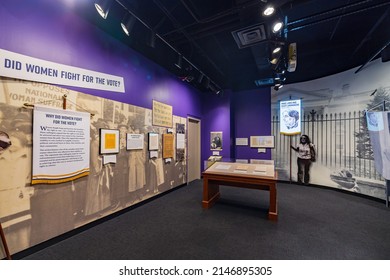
top-left (20, 180), bottom-right (390, 259)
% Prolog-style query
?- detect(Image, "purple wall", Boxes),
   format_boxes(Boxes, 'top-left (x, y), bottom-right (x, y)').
top-left (232, 88), bottom-right (272, 160)
top-left (201, 90), bottom-right (232, 169)
top-left (0, 0), bottom-right (202, 118)
top-left (0, 0), bottom-right (272, 172)
top-left (200, 88), bottom-right (272, 169)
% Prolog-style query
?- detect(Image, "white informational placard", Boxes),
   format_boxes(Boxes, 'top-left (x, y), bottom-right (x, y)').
top-left (280, 99), bottom-right (301, 135)
top-left (103, 154), bottom-right (117, 165)
top-left (236, 138), bottom-right (248, 146)
top-left (32, 105), bottom-right (90, 184)
top-left (126, 133), bottom-right (144, 150)
top-left (212, 151), bottom-right (220, 155)
top-left (0, 48), bottom-right (125, 93)
top-left (150, 151), bottom-right (158, 159)
top-left (176, 133), bottom-right (185, 149)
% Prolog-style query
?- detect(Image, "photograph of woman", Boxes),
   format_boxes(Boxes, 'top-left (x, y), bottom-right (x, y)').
top-left (291, 134), bottom-right (316, 185)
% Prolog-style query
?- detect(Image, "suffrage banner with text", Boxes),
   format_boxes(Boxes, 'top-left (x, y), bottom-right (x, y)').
top-left (367, 111), bottom-right (390, 180)
top-left (280, 99), bottom-right (301, 135)
top-left (0, 48), bottom-right (125, 93)
top-left (152, 100), bottom-right (173, 127)
top-left (32, 105), bottom-right (90, 184)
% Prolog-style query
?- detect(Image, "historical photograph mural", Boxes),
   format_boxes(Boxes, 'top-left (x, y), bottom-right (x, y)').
top-left (271, 59), bottom-right (389, 200)
top-left (0, 77), bottom-right (186, 257)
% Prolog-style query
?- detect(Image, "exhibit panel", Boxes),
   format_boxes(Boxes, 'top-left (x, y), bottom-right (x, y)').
top-left (0, 78), bottom-right (187, 257)
top-left (271, 59), bottom-right (390, 201)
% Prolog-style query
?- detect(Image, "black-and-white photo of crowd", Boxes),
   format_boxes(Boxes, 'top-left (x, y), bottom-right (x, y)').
top-left (0, 77), bottom-right (186, 257)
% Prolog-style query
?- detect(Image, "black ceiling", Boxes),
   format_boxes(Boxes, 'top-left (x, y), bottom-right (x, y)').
top-left (78, 0), bottom-right (390, 92)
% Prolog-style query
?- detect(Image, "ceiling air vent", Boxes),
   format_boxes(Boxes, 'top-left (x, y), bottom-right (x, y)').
top-left (232, 23), bottom-right (267, 49)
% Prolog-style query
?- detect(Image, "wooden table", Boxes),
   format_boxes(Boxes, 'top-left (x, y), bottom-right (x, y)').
top-left (202, 170), bottom-right (278, 221)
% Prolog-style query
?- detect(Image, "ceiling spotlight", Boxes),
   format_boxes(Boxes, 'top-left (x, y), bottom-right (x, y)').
top-left (121, 14), bottom-right (136, 36)
top-left (263, 6), bottom-right (275, 16)
top-left (94, 0), bottom-right (111, 19)
top-left (272, 46), bottom-right (281, 54)
top-left (272, 21), bottom-right (283, 33)
top-left (174, 54), bottom-right (183, 69)
top-left (270, 58), bottom-right (278, 64)
top-left (209, 84), bottom-right (221, 95)
top-left (273, 84), bottom-right (283, 91)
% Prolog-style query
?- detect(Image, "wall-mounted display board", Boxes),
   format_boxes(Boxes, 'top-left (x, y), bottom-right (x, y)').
top-left (100, 129), bottom-right (119, 154)
top-left (280, 99), bottom-right (301, 135)
top-left (0, 48), bottom-right (125, 93)
top-left (236, 137), bottom-right (248, 146)
top-left (250, 135), bottom-right (275, 148)
top-left (32, 105), bottom-right (90, 184)
top-left (0, 51), bottom-right (188, 260)
top-left (148, 132), bottom-right (159, 151)
top-left (176, 123), bottom-right (185, 161)
top-left (176, 133), bottom-right (185, 149)
top-left (162, 133), bottom-right (174, 159)
top-left (126, 133), bottom-right (144, 150)
top-left (210, 131), bottom-right (223, 150)
top-left (152, 100), bottom-right (173, 128)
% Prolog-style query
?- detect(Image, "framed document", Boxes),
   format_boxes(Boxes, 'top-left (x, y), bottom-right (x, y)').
top-left (250, 135), bottom-right (275, 148)
top-left (148, 132), bottom-right (159, 151)
top-left (152, 100), bottom-right (173, 128)
top-left (236, 138), bottom-right (248, 146)
top-left (126, 133), bottom-right (144, 150)
top-left (100, 129), bottom-right (120, 154)
top-left (210, 131), bottom-right (222, 150)
top-left (163, 133), bottom-right (174, 159)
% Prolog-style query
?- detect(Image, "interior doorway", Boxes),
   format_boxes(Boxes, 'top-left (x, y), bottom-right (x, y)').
top-left (187, 117), bottom-right (201, 183)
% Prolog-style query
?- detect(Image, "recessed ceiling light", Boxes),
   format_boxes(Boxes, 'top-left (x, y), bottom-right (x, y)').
top-left (272, 22), bottom-right (283, 33)
top-left (263, 6), bottom-right (275, 16)
top-left (273, 47), bottom-right (281, 54)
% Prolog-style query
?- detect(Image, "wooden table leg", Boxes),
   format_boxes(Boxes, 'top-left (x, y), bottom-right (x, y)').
top-left (268, 184), bottom-right (278, 221)
top-left (202, 178), bottom-right (220, 208)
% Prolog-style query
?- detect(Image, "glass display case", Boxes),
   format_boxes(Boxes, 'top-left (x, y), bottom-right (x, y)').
top-left (201, 158), bottom-right (278, 221)
top-left (204, 158), bottom-right (275, 178)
